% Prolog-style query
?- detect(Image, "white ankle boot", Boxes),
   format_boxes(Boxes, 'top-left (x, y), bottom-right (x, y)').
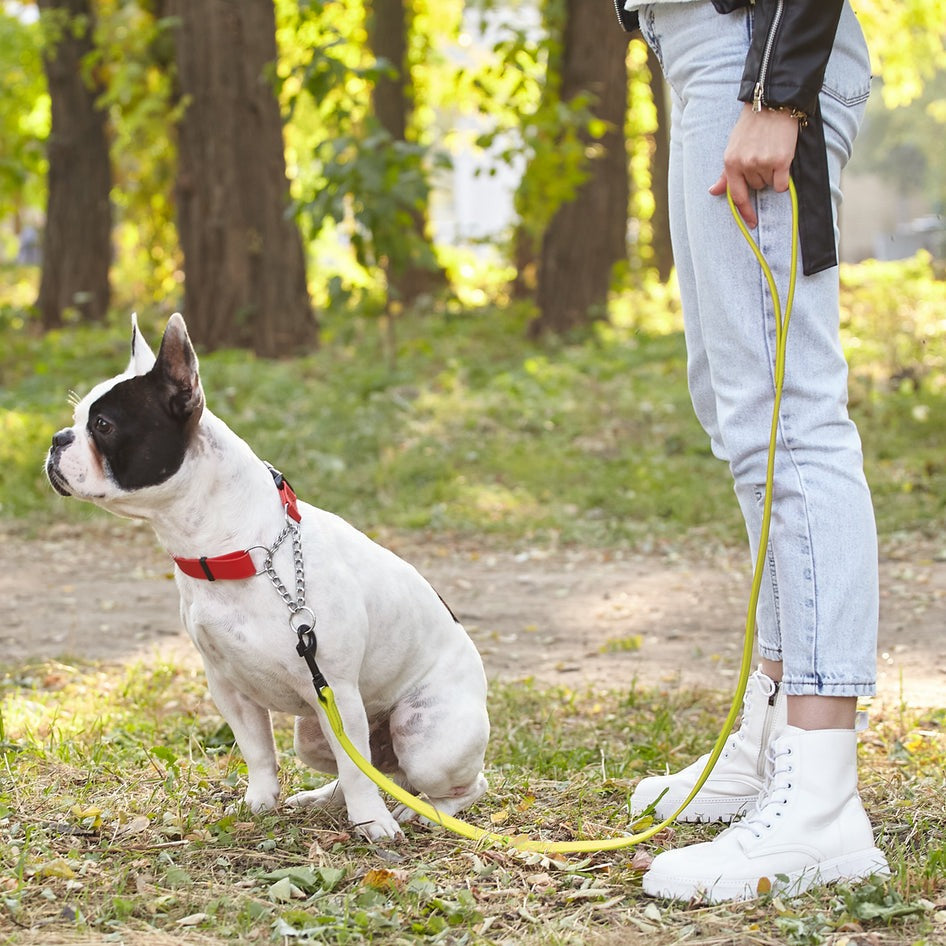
top-left (631, 668), bottom-right (787, 823)
top-left (642, 725), bottom-right (890, 903)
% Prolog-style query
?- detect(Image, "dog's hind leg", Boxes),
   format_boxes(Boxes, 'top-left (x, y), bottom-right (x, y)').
top-left (285, 779), bottom-right (346, 810)
top-left (392, 772), bottom-right (489, 825)
top-left (389, 691), bottom-right (489, 823)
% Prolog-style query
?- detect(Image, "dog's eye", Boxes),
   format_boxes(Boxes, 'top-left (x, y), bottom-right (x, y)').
top-left (92, 416), bottom-right (113, 436)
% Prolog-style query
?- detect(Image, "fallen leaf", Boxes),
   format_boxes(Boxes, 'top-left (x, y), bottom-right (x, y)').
top-left (268, 877), bottom-right (296, 902)
top-left (263, 866), bottom-right (343, 894)
top-left (118, 815), bottom-right (151, 836)
top-left (70, 805), bottom-right (103, 828)
top-left (362, 868), bottom-right (409, 891)
top-left (630, 851), bottom-right (654, 871)
top-left (37, 860), bottom-right (75, 879)
top-left (643, 902), bottom-right (662, 922)
top-left (318, 831), bottom-right (351, 846)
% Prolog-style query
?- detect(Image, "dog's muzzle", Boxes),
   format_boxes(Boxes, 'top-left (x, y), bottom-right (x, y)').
top-left (46, 429), bottom-right (76, 496)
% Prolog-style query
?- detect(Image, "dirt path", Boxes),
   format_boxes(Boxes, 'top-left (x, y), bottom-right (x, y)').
top-left (2, 521), bottom-right (944, 708)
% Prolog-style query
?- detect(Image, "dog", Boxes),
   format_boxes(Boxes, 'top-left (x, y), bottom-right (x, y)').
top-left (45, 313), bottom-right (489, 841)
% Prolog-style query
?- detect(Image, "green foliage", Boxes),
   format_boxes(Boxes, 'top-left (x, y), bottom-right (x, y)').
top-left (842, 253), bottom-right (946, 389)
top-left (840, 254), bottom-right (946, 535)
top-left (301, 126), bottom-right (448, 291)
top-left (0, 8), bottom-right (49, 250)
top-left (463, 2), bottom-right (594, 244)
top-left (858, 0), bottom-right (946, 108)
top-left (8, 0), bottom-right (946, 321)
top-left (279, 0), bottom-right (456, 308)
top-left (2, 255), bottom-right (946, 545)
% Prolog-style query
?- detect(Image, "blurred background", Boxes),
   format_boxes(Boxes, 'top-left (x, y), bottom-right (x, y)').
top-left (1, 0), bottom-right (944, 544)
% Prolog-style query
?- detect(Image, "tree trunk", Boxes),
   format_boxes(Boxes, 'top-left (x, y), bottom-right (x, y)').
top-left (367, 0), bottom-right (446, 305)
top-left (36, 0), bottom-right (112, 329)
top-left (647, 44), bottom-right (673, 283)
top-left (530, 1), bottom-right (629, 337)
top-left (163, 0), bottom-right (316, 356)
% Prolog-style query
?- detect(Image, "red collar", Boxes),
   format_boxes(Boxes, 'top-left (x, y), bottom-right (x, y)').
top-left (172, 466), bottom-right (301, 581)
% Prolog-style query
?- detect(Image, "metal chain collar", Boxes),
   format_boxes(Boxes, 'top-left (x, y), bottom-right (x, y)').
top-left (262, 518), bottom-right (304, 609)
top-left (262, 515), bottom-right (327, 693)
top-left (262, 516), bottom-right (316, 637)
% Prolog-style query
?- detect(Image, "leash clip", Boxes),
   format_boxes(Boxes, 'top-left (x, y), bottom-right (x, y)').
top-left (291, 607), bottom-right (328, 698)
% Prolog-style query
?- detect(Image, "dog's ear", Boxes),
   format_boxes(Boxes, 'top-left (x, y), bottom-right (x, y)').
top-left (128, 313), bottom-right (157, 375)
top-left (153, 313), bottom-right (204, 423)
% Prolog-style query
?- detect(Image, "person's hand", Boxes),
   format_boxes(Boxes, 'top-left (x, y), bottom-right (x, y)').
top-left (709, 103), bottom-right (799, 228)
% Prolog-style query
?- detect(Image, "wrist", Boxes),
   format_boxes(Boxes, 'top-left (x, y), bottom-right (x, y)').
top-left (751, 88), bottom-right (809, 127)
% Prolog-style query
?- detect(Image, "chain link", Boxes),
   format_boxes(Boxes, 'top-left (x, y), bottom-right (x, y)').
top-left (262, 517), bottom-right (307, 617)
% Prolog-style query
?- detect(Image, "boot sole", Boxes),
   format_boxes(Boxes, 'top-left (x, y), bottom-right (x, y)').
top-left (643, 847), bottom-right (891, 903)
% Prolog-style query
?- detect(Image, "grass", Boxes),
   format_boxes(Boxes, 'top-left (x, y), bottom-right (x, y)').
top-left (1, 660), bottom-right (944, 945)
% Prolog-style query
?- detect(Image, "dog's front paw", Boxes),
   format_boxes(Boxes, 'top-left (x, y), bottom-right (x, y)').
top-left (243, 784), bottom-right (280, 813)
top-left (354, 811), bottom-right (404, 842)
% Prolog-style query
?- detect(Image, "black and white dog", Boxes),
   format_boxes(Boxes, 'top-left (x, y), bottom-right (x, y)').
top-left (46, 313), bottom-right (489, 840)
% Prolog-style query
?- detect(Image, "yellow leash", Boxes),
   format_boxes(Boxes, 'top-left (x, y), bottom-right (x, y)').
top-left (313, 181), bottom-right (800, 853)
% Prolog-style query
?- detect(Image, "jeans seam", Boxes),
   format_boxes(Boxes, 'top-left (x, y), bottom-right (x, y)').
top-left (756, 188), bottom-right (821, 688)
top-left (821, 85), bottom-right (870, 109)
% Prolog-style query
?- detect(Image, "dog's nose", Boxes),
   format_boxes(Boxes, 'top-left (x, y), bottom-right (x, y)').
top-left (52, 428), bottom-right (75, 450)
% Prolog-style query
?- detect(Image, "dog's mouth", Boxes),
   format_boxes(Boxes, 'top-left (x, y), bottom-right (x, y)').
top-left (46, 459), bottom-right (73, 497)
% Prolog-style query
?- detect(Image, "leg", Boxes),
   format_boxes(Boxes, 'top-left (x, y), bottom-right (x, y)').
top-left (761, 658), bottom-right (857, 729)
top-left (651, 2), bottom-right (878, 699)
top-left (315, 683), bottom-right (403, 841)
top-left (204, 663), bottom-right (280, 812)
top-left (389, 682), bottom-right (489, 824)
top-left (285, 716), bottom-right (346, 811)
top-left (637, 0), bottom-right (886, 901)
top-left (630, 666), bottom-right (786, 822)
top-left (643, 725), bottom-right (889, 903)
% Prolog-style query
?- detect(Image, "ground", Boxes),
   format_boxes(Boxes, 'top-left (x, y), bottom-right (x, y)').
top-left (2, 520), bottom-right (944, 709)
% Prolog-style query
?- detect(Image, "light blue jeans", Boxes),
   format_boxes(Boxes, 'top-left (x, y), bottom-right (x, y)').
top-left (638, 2), bottom-right (877, 696)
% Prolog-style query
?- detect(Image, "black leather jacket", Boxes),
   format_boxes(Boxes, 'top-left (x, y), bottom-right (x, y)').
top-left (617, 0), bottom-right (847, 275)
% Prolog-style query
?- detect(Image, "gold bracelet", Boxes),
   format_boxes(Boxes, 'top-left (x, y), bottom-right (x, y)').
top-left (752, 96), bottom-right (809, 127)
top-left (766, 105), bottom-right (809, 127)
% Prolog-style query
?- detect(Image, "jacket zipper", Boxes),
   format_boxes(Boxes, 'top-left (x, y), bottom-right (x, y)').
top-left (752, 0), bottom-right (785, 111)
top-left (756, 680), bottom-right (781, 777)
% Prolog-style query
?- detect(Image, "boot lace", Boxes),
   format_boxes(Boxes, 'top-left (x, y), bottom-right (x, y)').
top-left (729, 739), bottom-right (793, 839)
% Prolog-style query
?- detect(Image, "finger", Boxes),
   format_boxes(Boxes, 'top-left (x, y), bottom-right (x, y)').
top-left (772, 163), bottom-right (792, 193)
top-left (744, 170), bottom-right (770, 192)
top-left (728, 176), bottom-right (757, 229)
top-left (708, 172), bottom-right (728, 197)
